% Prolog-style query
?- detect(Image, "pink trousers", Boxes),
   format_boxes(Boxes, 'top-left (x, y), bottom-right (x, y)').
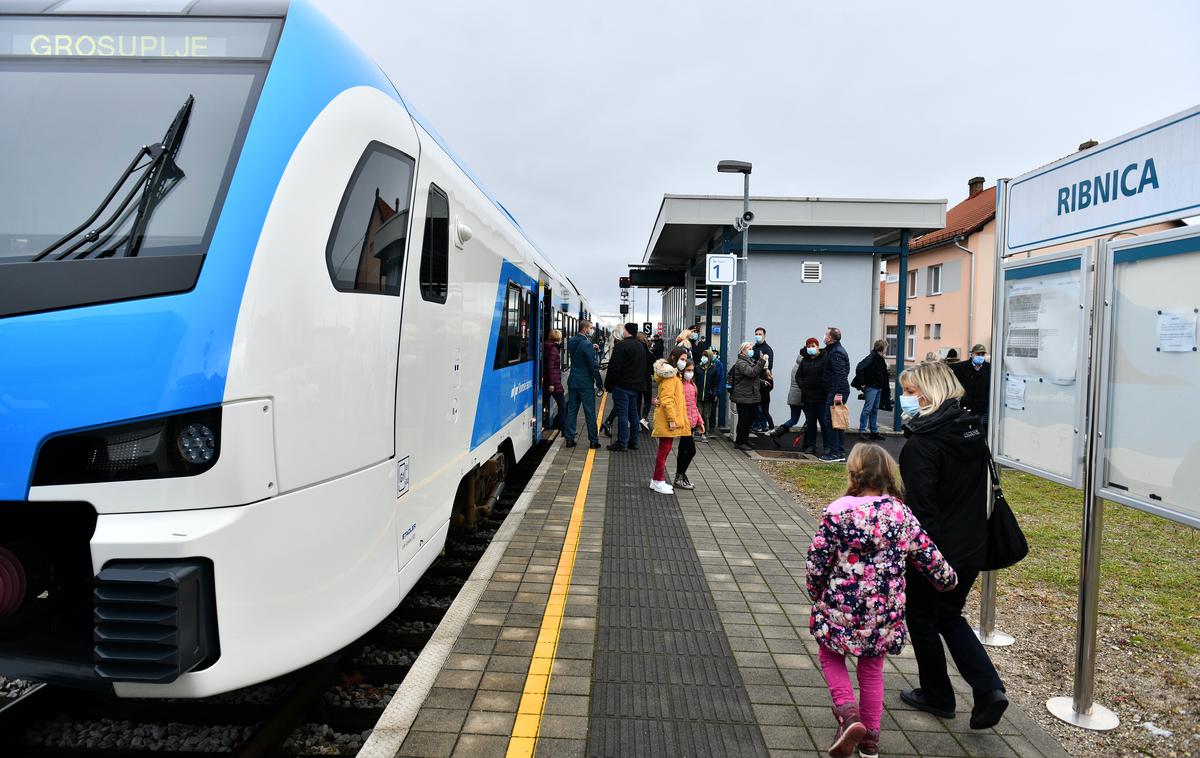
top-left (818, 645), bottom-right (885, 731)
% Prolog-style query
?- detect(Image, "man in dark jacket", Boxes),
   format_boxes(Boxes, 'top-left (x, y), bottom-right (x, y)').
top-left (751, 327), bottom-right (775, 432)
top-left (851, 339), bottom-right (891, 440)
top-left (953, 343), bottom-right (991, 429)
top-left (564, 320), bottom-right (603, 449)
top-left (603, 322), bottom-right (647, 451)
top-left (820, 326), bottom-right (851, 461)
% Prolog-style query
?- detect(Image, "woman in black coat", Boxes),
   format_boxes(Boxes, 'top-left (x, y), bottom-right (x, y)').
top-left (897, 361), bottom-right (1007, 730)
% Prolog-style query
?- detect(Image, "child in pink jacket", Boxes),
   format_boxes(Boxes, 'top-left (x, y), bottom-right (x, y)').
top-left (806, 443), bottom-right (957, 758)
top-left (673, 359), bottom-right (704, 490)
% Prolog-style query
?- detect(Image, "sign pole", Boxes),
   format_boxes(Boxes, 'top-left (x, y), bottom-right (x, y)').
top-left (1046, 238), bottom-right (1119, 731)
top-left (975, 179), bottom-right (1015, 648)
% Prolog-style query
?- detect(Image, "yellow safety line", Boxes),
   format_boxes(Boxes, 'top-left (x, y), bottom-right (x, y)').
top-left (506, 393), bottom-right (605, 758)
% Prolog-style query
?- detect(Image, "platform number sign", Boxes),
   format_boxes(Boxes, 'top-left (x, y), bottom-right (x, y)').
top-left (642, 322), bottom-right (652, 335)
top-left (706, 253), bottom-right (737, 285)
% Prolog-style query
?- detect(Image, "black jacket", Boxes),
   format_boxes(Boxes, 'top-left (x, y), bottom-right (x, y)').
top-left (604, 336), bottom-right (647, 392)
top-left (752, 341), bottom-right (775, 371)
top-left (953, 360), bottom-right (991, 417)
top-left (899, 400), bottom-right (989, 572)
top-left (795, 351), bottom-right (828, 405)
top-left (823, 340), bottom-right (850, 397)
top-left (852, 352), bottom-right (889, 391)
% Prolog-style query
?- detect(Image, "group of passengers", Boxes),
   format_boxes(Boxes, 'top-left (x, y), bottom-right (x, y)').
top-left (544, 321), bottom-right (1006, 758)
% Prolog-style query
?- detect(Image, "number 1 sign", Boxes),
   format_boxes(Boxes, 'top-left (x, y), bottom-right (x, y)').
top-left (706, 253), bottom-right (737, 285)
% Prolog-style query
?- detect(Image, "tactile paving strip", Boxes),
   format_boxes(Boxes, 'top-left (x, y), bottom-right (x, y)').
top-left (587, 441), bottom-right (769, 758)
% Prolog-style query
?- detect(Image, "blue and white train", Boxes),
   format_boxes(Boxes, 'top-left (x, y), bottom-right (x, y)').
top-left (0, 0), bottom-right (592, 697)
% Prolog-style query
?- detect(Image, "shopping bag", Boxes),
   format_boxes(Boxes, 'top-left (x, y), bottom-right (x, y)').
top-left (830, 402), bottom-right (849, 430)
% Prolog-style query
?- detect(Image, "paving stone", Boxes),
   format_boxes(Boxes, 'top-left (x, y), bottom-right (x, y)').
top-left (397, 730), bottom-right (457, 757)
top-left (461, 709), bottom-right (516, 735)
top-left (450, 733), bottom-right (510, 757)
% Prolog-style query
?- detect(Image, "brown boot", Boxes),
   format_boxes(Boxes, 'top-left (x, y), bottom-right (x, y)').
top-left (829, 702), bottom-right (867, 757)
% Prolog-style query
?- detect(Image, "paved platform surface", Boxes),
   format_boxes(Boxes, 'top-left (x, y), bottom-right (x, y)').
top-left (392, 416), bottom-right (1070, 758)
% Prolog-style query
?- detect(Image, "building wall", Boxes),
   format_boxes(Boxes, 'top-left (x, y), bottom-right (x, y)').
top-left (747, 251), bottom-right (875, 426)
top-left (882, 218), bottom-right (1180, 361)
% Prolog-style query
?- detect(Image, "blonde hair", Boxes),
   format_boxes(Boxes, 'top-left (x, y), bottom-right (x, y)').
top-left (899, 360), bottom-right (964, 415)
top-left (845, 443), bottom-right (903, 498)
top-left (549, 329), bottom-right (563, 343)
top-left (872, 339), bottom-right (887, 353)
top-left (738, 341), bottom-right (754, 356)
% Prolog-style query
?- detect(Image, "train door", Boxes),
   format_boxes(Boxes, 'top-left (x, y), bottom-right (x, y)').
top-left (394, 169), bottom-right (460, 570)
top-left (537, 281), bottom-right (554, 433)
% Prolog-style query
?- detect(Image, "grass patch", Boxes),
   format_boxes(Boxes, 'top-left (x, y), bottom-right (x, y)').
top-left (773, 463), bottom-right (1200, 662)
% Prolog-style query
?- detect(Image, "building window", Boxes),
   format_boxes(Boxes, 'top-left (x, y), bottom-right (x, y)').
top-left (932, 323), bottom-right (942, 340)
top-left (326, 141), bottom-right (415, 295)
top-left (905, 325), bottom-right (915, 360)
top-left (923, 323), bottom-right (931, 339)
top-left (801, 261), bottom-right (822, 283)
top-left (885, 326), bottom-right (897, 358)
top-left (907, 270), bottom-right (917, 298)
top-left (419, 184), bottom-right (449, 303)
top-left (928, 264), bottom-right (943, 295)
top-left (495, 282), bottom-right (533, 368)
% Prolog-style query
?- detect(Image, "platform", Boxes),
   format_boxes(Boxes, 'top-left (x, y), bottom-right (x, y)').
top-left (367, 414), bottom-right (1070, 758)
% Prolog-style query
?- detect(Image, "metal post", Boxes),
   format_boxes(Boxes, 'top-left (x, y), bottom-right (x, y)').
top-left (1047, 237), bottom-right (1119, 731)
top-left (975, 181), bottom-right (1014, 648)
top-left (739, 173), bottom-right (750, 346)
top-left (893, 229), bottom-right (910, 430)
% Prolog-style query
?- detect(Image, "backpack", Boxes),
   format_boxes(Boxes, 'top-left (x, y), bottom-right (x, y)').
top-left (851, 354), bottom-right (872, 390)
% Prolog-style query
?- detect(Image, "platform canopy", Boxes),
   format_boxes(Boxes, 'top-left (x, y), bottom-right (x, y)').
top-left (642, 194), bottom-right (947, 265)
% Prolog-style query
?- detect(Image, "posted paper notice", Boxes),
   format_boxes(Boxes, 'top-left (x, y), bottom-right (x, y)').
top-left (1157, 309), bottom-right (1197, 353)
top-left (1004, 376), bottom-right (1026, 411)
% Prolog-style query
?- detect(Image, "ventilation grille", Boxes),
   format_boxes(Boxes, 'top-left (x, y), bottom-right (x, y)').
top-left (801, 261), bottom-right (822, 283)
top-left (93, 561), bottom-right (217, 683)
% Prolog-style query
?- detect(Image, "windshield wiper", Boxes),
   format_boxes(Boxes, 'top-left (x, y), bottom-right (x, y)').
top-left (31, 95), bottom-right (195, 262)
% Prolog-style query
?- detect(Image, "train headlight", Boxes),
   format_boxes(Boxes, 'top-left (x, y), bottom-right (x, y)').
top-left (177, 423), bottom-right (216, 465)
top-left (33, 408), bottom-right (221, 486)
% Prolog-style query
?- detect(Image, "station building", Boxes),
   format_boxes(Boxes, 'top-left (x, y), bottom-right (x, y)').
top-left (641, 194), bottom-right (946, 426)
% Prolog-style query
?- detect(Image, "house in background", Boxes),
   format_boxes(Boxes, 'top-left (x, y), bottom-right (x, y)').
top-left (882, 145), bottom-right (1183, 364)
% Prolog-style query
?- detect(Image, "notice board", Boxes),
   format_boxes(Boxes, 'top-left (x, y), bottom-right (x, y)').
top-left (995, 247), bottom-right (1091, 487)
top-left (1096, 228), bottom-right (1200, 528)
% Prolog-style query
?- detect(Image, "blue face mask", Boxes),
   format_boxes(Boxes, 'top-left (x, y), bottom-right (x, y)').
top-left (806, 347), bottom-right (817, 356)
top-left (972, 355), bottom-right (985, 367)
top-left (754, 334), bottom-right (764, 343)
top-left (700, 356), bottom-right (709, 365)
top-left (899, 395), bottom-right (921, 417)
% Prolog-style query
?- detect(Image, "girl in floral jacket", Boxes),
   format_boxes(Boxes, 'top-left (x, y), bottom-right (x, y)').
top-left (806, 444), bottom-right (957, 758)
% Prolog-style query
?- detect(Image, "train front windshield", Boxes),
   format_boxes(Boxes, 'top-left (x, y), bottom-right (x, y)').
top-left (0, 17), bottom-right (279, 263)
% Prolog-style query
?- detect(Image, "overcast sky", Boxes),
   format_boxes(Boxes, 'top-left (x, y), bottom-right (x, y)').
top-left (313, 0), bottom-right (1199, 319)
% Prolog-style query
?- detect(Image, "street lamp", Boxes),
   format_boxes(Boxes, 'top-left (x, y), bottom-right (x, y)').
top-left (717, 159), bottom-right (752, 355)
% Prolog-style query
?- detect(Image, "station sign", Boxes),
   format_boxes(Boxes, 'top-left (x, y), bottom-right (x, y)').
top-left (1005, 104), bottom-right (1200, 255)
top-left (642, 322), bottom-right (652, 335)
top-left (705, 253), bottom-right (737, 285)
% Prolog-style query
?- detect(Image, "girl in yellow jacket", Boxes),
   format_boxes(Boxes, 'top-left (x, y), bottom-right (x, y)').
top-left (649, 347), bottom-right (691, 495)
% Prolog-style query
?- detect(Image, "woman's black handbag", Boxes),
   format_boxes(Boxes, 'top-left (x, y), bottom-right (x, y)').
top-left (981, 452), bottom-right (1029, 571)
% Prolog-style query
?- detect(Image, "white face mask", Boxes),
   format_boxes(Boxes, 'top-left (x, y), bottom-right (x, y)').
top-left (683, 371), bottom-right (694, 381)
top-left (676, 359), bottom-right (687, 370)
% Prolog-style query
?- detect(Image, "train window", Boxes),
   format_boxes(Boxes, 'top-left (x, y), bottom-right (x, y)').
top-left (326, 141), bottom-right (415, 296)
top-left (495, 281), bottom-right (534, 369)
top-left (419, 184), bottom-right (449, 303)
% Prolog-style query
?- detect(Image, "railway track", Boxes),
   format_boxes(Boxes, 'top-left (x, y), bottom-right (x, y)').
top-left (0, 442), bottom-right (551, 757)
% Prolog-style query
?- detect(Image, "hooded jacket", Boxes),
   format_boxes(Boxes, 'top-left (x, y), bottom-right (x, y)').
top-left (899, 400), bottom-right (989, 572)
top-left (651, 359), bottom-right (689, 437)
top-left (604, 335), bottom-right (648, 392)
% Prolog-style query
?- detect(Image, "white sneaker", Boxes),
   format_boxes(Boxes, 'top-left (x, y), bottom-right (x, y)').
top-left (640, 418), bottom-right (650, 430)
top-left (650, 479), bottom-right (674, 495)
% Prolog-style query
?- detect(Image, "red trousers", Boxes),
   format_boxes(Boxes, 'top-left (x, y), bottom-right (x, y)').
top-left (653, 437), bottom-right (674, 481)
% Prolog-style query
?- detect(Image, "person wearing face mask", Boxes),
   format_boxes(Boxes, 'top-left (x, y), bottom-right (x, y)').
top-left (820, 326), bottom-right (851, 462)
top-left (695, 349), bottom-right (724, 442)
top-left (897, 361), bottom-right (1007, 730)
top-left (603, 322), bottom-right (650, 452)
top-left (728, 341), bottom-right (767, 450)
top-left (543, 329), bottom-right (566, 433)
top-left (648, 347), bottom-right (692, 494)
top-left (750, 327), bottom-right (775, 433)
top-left (564, 320), bottom-right (604, 450)
top-left (952, 344), bottom-right (991, 431)
top-left (674, 358), bottom-right (704, 489)
top-left (772, 337), bottom-right (826, 449)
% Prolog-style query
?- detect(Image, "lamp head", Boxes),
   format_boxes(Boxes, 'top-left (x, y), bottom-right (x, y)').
top-left (717, 160), bottom-right (752, 175)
